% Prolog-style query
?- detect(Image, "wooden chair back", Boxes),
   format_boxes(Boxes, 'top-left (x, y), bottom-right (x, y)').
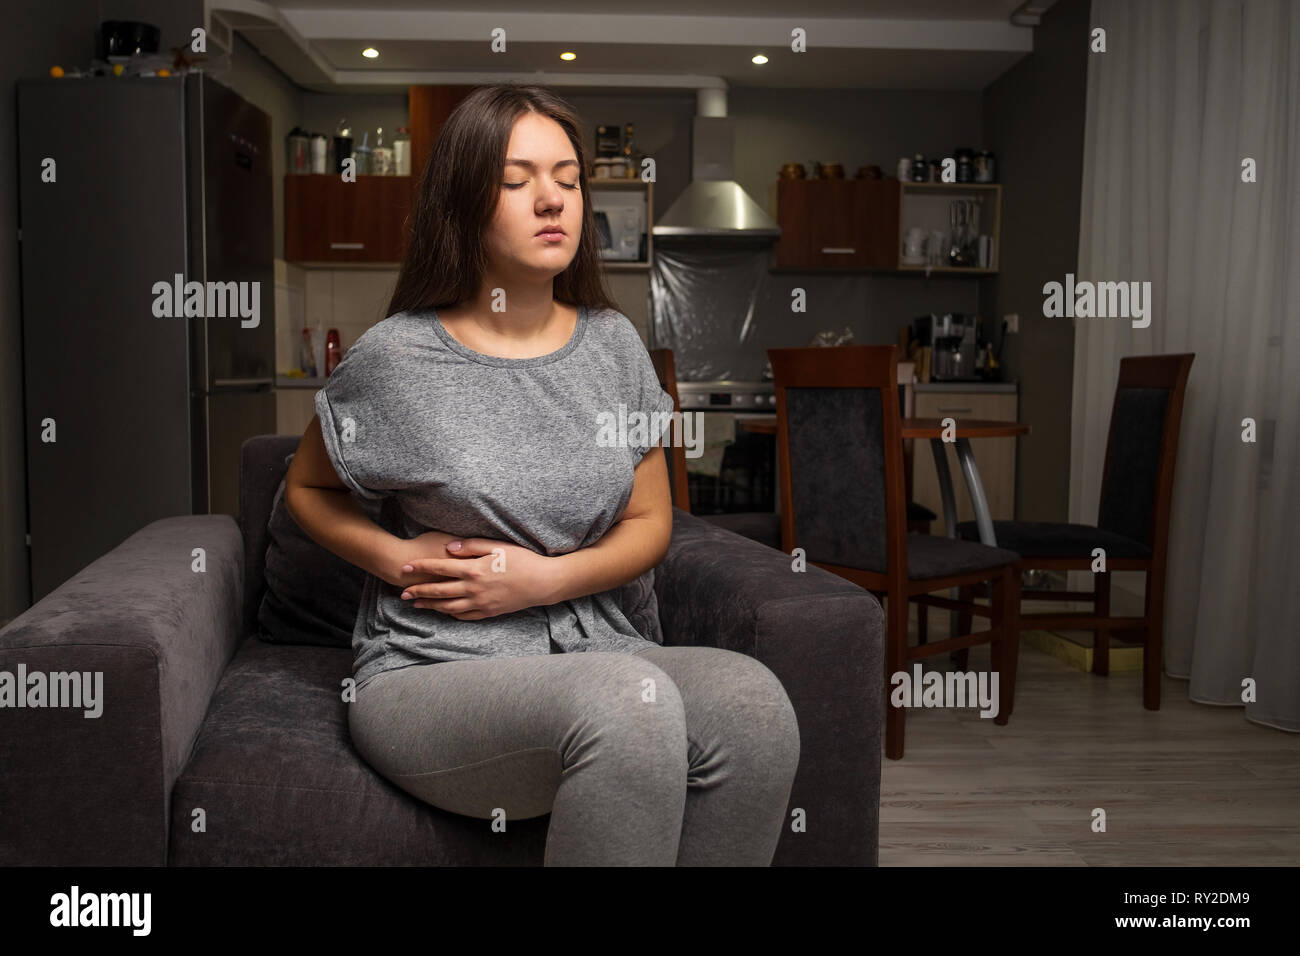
top-left (766, 345), bottom-right (908, 593)
top-left (650, 348), bottom-right (692, 511)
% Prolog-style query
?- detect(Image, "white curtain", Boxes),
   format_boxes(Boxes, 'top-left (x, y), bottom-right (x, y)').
top-left (1072, 0), bottom-right (1299, 730)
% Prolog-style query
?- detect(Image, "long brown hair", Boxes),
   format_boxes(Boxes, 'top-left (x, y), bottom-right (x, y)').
top-left (386, 84), bottom-right (618, 317)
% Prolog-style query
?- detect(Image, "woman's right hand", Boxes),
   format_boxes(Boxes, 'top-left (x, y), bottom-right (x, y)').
top-left (375, 530), bottom-right (466, 588)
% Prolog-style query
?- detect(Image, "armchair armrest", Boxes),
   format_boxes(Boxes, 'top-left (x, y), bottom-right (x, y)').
top-left (0, 515), bottom-right (244, 865)
top-left (654, 508), bottom-right (884, 866)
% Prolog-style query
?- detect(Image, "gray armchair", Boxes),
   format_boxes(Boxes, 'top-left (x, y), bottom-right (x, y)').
top-left (0, 434), bottom-right (883, 866)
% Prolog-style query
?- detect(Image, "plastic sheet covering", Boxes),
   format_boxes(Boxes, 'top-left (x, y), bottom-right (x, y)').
top-left (649, 237), bottom-right (773, 381)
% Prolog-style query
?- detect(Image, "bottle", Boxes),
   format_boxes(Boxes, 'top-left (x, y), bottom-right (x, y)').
top-left (353, 130), bottom-right (371, 175)
top-left (325, 328), bottom-right (342, 376)
top-left (300, 326), bottom-right (317, 377)
top-left (911, 153), bottom-right (926, 182)
top-left (393, 126), bottom-right (411, 175)
top-left (621, 123), bottom-right (639, 178)
top-left (333, 119), bottom-right (353, 175)
top-left (309, 132), bottom-right (328, 174)
top-left (372, 127), bottom-right (393, 175)
top-left (286, 127), bottom-right (310, 174)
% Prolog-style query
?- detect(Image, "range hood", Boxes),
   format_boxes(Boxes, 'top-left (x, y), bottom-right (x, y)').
top-left (652, 89), bottom-right (780, 240)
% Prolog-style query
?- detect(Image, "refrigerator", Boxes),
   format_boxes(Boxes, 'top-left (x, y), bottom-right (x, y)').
top-left (17, 73), bottom-right (275, 601)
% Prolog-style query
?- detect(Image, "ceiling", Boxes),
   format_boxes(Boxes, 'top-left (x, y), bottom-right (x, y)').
top-left (213, 0), bottom-right (1036, 94)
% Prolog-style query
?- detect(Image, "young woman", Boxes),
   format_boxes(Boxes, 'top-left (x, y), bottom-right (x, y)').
top-left (285, 85), bottom-right (800, 866)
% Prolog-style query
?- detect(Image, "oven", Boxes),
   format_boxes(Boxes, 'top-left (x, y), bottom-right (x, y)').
top-left (674, 381), bottom-right (780, 517)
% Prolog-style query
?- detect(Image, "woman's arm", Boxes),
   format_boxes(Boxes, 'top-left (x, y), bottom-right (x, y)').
top-left (285, 416), bottom-right (434, 588)
top-left (392, 445), bottom-right (675, 618)
top-left (537, 444), bottom-right (674, 605)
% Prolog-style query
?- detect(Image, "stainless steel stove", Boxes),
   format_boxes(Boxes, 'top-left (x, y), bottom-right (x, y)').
top-left (675, 380), bottom-right (776, 411)
top-left (673, 380), bottom-right (777, 515)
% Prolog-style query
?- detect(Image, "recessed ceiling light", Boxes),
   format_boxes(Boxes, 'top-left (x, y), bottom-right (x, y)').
top-left (752, 53), bottom-right (768, 65)
top-left (362, 47), bottom-right (379, 59)
top-left (560, 51), bottom-right (576, 61)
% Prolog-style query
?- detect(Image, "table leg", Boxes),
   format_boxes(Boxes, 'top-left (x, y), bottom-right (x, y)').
top-left (929, 439), bottom-right (959, 539)
top-left (955, 438), bottom-right (997, 546)
top-left (929, 439), bottom-right (961, 646)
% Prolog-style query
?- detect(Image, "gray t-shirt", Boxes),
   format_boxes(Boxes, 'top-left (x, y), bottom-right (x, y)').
top-left (314, 304), bottom-right (677, 687)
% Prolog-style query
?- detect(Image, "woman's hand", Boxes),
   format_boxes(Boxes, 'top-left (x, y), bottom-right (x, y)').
top-left (375, 530), bottom-right (467, 589)
top-left (397, 537), bottom-right (559, 621)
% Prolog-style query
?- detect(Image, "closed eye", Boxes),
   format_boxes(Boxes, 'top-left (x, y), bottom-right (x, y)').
top-left (504, 182), bottom-right (579, 190)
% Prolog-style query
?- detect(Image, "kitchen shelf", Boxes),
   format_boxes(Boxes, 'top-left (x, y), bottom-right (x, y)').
top-left (898, 182), bottom-right (1001, 271)
top-left (896, 265), bottom-right (999, 275)
top-left (900, 181), bottom-right (1001, 192)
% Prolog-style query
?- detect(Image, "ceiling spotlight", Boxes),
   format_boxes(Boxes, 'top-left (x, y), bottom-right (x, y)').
top-left (362, 47), bottom-right (379, 58)
top-left (560, 51), bottom-right (576, 61)
top-left (752, 53), bottom-right (768, 64)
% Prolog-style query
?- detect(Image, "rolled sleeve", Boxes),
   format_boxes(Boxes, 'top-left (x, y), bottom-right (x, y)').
top-left (313, 337), bottom-right (390, 501)
top-left (630, 354), bottom-right (679, 466)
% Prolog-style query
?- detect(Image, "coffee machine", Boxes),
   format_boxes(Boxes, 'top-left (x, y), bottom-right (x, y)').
top-left (914, 313), bottom-right (981, 381)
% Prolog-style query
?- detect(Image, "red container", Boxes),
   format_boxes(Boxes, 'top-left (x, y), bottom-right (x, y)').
top-left (324, 328), bottom-right (341, 376)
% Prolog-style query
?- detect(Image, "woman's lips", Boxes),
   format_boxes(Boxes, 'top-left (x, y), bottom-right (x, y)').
top-left (536, 231), bottom-right (565, 241)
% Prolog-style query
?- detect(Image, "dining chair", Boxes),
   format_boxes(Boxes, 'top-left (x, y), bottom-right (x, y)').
top-left (899, 360), bottom-right (938, 643)
top-left (652, 350), bottom-right (934, 556)
top-left (955, 352), bottom-right (1194, 710)
top-left (767, 344), bottom-right (1022, 759)
top-left (649, 348), bottom-right (691, 510)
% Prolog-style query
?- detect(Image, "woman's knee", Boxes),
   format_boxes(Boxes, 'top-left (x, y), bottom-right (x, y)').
top-left (563, 653), bottom-right (688, 760)
top-left (691, 649), bottom-right (802, 769)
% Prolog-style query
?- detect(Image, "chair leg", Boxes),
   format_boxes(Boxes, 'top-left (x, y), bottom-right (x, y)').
top-left (1002, 564), bottom-right (1021, 719)
top-left (1092, 570), bottom-right (1111, 676)
top-left (954, 585), bottom-right (972, 671)
top-left (1144, 571), bottom-right (1163, 710)
top-left (988, 570), bottom-right (1010, 725)
top-left (884, 590), bottom-right (909, 759)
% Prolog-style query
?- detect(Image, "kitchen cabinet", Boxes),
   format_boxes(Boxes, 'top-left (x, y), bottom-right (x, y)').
top-left (409, 85), bottom-right (475, 182)
top-left (911, 386), bottom-right (1018, 536)
top-left (774, 178), bottom-right (899, 269)
top-left (284, 174), bottom-right (413, 265)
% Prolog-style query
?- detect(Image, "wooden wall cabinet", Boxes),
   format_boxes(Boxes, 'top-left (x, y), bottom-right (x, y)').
top-left (911, 388), bottom-right (1019, 536)
top-left (408, 85), bottom-right (475, 182)
top-left (284, 174), bottom-right (413, 265)
top-left (775, 178), bottom-right (900, 270)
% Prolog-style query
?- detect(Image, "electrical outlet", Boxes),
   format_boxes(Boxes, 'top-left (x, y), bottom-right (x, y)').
top-left (1004, 313), bottom-right (1019, 334)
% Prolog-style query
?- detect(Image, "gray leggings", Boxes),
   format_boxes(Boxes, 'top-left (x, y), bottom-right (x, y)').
top-left (347, 644), bottom-right (801, 866)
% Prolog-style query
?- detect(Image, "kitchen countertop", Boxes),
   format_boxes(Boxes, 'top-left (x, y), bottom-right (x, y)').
top-left (277, 375), bottom-right (326, 389)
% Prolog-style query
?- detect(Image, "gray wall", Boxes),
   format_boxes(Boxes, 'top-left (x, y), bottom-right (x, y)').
top-left (221, 31), bottom-right (303, 259)
top-left (981, 0), bottom-right (1090, 521)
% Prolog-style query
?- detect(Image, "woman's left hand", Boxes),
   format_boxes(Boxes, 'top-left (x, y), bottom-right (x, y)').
top-left (398, 538), bottom-right (558, 620)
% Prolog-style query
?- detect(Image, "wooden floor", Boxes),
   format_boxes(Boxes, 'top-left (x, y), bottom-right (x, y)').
top-left (879, 606), bottom-right (1300, 866)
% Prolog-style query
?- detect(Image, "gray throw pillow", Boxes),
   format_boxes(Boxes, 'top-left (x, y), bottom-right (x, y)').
top-left (257, 453), bottom-right (663, 648)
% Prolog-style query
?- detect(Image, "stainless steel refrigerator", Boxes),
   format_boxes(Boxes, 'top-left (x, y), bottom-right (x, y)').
top-left (17, 73), bottom-right (275, 601)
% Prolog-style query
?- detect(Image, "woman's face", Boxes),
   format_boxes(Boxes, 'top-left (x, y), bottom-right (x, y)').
top-left (485, 112), bottom-right (583, 281)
